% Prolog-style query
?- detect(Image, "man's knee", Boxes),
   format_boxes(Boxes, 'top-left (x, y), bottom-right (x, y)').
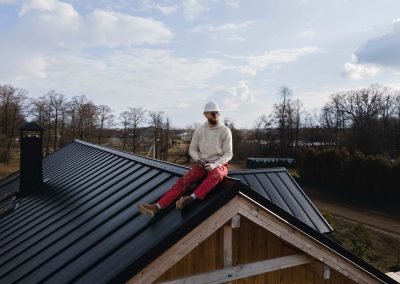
top-left (209, 166), bottom-right (227, 180)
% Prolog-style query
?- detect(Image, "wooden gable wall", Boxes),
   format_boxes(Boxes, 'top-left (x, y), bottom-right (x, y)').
top-left (156, 217), bottom-right (357, 284)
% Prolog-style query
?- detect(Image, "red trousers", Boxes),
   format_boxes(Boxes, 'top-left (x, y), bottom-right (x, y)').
top-left (157, 163), bottom-right (228, 209)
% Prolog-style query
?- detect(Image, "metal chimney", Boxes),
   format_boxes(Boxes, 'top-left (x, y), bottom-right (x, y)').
top-left (19, 122), bottom-right (44, 196)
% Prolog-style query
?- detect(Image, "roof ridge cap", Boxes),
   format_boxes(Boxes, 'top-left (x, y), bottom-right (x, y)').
top-left (74, 139), bottom-right (190, 175)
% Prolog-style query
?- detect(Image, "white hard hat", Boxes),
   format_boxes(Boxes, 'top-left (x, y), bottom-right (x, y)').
top-left (203, 101), bottom-right (220, 112)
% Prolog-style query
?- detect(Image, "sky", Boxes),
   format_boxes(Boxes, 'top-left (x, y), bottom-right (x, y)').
top-left (1, 0), bottom-right (400, 128)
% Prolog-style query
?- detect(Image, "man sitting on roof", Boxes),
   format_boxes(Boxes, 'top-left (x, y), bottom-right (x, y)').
top-left (138, 101), bottom-right (233, 217)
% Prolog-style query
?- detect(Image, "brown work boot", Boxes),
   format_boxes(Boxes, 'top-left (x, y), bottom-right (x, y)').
top-left (137, 203), bottom-right (159, 218)
top-left (176, 196), bottom-right (194, 210)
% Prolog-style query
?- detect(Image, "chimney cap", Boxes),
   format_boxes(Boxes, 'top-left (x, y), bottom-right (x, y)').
top-left (19, 122), bottom-right (44, 131)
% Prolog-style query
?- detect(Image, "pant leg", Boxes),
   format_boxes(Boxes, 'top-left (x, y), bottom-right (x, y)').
top-left (193, 164), bottom-right (228, 200)
top-left (157, 164), bottom-right (207, 208)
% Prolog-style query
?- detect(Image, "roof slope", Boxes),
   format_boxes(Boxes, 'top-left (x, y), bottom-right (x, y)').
top-left (0, 140), bottom-right (331, 282)
top-left (230, 168), bottom-right (333, 235)
top-left (0, 140), bottom-right (243, 283)
top-left (0, 140), bottom-right (395, 284)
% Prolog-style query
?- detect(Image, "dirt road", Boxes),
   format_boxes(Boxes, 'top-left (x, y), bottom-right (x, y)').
top-left (312, 198), bottom-right (400, 237)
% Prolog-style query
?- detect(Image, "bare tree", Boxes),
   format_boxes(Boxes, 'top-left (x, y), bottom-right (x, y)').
top-left (128, 107), bottom-right (145, 154)
top-left (97, 105), bottom-right (114, 144)
top-left (0, 85), bottom-right (27, 163)
top-left (273, 86), bottom-right (292, 156)
top-left (292, 99), bottom-right (303, 154)
top-left (119, 111), bottom-right (130, 149)
top-left (162, 116), bottom-right (171, 161)
top-left (30, 96), bottom-right (47, 126)
top-left (148, 111), bottom-right (164, 159)
top-left (49, 91), bottom-right (66, 151)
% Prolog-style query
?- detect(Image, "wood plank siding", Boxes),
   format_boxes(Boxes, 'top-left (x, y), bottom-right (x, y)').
top-left (156, 217), bottom-right (357, 284)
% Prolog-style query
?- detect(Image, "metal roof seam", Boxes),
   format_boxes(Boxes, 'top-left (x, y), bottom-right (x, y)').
top-left (280, 170), bottom-right (334, 234)
top-left (0, 152), bottom-right (122, 231)
top-left (0, 161), bottom-right (135, 250)
top-left (0, 168), bottom-right (165, 281)
top-left (74, 140), bottom-right (189, 175)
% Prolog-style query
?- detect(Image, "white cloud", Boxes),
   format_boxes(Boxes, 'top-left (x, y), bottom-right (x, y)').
top-left (233, 80), bottom-right (253, 102)
top-left (225, 0), bottom-right (239, 8)
top-left (19, 0), bottom-right (76, 16)
top-left (216, 81), bottom-right (255, 111)
top-left (178, 102), bottom-right (190, 109)
top-left (142, 0), bottom-right (178, 15)
top-left (237, 66), bottom-right (257, 76)
top-left (234, 46), bottom-right (320, 75)
top-left (192, 21), bottom-right (252, 42)
top-left (16, 0), bottom-right (173, 49)
top-left (85, 10), bottom-right (173, 47)
top-left (0, 47), bottom-right (228, 116)
top-left (194, 21), bottom-right (252, 33)
top-left (155, 4), bottom-right (178, 15)
top-left (183, 0), bottom-right (208, 20)
top-left (297, 30), bottom-right (315, 39)
top-left (342, 62), bottom-right (380, 79)
top-left (392, 18), bottom-right (400, 24)
top-left (0, 0), bottom-right (16, 4)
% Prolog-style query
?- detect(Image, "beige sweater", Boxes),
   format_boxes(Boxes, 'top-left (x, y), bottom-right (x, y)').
top-left (189, 121), bottom-right (233, 166)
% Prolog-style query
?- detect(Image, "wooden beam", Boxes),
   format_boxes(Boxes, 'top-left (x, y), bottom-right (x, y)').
top-left (324, 264), bottom-right (331, 280)
top-left (223, 224), bottom-right (232, 267)
top-left (231, 214), bottom-right (240, 228)
top-left (160, 253), bottom-right (312, 284)
top-left (128, 197), bottom-right (241, 284)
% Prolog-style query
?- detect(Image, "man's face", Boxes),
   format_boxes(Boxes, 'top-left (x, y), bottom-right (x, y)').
top-left (204, 111), bottom-right (220, 125)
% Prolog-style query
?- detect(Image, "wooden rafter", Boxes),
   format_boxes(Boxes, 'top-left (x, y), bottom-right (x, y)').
top-left (160, 253), bottom-right (312, 284)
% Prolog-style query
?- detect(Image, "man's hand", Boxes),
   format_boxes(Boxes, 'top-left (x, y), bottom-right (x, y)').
top-left (204, 163), bottom-right (218, 171)
top-left (198, 159), bottom-right (206, 168)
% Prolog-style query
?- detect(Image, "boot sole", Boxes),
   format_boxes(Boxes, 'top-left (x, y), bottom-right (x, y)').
top-left (137, 204), bottom-right (155, 218)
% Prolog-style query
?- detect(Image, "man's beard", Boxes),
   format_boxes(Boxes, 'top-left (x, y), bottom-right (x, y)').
top-left (207, 117), bottom-right (218, 125)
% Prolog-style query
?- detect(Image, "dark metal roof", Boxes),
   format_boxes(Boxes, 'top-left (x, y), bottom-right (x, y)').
top-left (0, 173), bottom-right (19, 218)
top-left (0, 140), bottom-right (242, 283)
top-left (229, 168), bottom-right (333, 235)
top-left (0, 140), bottom-right (394, 284)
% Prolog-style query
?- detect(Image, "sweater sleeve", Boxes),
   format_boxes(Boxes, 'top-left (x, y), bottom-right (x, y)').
top-left (188, 127), bottom-right (200, 162)
top-left (214, 127), bottom-right (233, 166)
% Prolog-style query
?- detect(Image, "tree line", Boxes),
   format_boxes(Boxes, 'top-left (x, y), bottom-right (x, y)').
top-left (2, 83), bottom-right (400, 165)
top-left (0, 84), bottom-right (171, 163)
top-left (253, 84), bottom-right (400, 158)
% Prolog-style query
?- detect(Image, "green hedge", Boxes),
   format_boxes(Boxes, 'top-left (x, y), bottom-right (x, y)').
top-left (299, 148), bottom-right (399, 198)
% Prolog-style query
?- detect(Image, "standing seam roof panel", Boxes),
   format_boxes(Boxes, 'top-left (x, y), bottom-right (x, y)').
top-left (0, 153), bottom-right (123, 237)
top-left (6, 171), bottom-right (177, 283)
top-left (0, 140), bottom-right (337, 284)
top-left (0, 162), bottom-right (145, 264)
top-left (0, 161), bottom-right (136, 261)
top-left (267, 173), bottom-right (315, 228)
top-left (276, 171), bottom-right (333, 233)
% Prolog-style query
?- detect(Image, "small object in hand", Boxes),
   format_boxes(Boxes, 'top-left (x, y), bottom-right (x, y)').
top-left (176, 196), bottom-right (194, 210)
top-left (204, 163), bottom-right (217, 171)
top-left (198, 159), bottom-right (206, 167)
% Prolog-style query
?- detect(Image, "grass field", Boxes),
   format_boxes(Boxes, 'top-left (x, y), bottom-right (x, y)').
top-left (322, 211), bottom-right (400, 272)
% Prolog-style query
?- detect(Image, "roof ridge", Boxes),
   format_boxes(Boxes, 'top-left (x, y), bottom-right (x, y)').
top-left (74, 139), bottom-right (190, 176)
